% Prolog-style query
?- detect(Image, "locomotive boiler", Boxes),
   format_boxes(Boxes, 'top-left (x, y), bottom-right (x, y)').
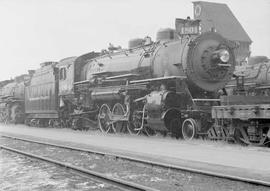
top-left (73, 18), bottom-right (236, 139)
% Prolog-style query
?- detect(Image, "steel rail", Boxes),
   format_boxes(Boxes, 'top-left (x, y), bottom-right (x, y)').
top-left (1, 134), bottom-right (270, 187)
top-left (0, 144), bottom-right (158, 191)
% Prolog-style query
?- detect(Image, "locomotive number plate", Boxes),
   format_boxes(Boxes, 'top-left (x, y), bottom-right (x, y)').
top-left (175, 18), bottom-right (200, 35)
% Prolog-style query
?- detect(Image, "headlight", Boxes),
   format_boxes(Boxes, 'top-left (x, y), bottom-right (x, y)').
top-left (219, 49), bottom-right (230, 62)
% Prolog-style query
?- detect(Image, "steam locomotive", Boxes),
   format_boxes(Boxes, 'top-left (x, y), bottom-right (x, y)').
top-left (0, 18), bottom-right (236, 141)
top-left (0, 73), bottom-right (32, 123)
top-left (73, 21), bottom-right (235, 139)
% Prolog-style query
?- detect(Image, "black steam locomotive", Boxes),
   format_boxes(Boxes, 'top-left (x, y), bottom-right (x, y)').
top-left (0, 18), bottom-right (236, 141)
top-left (0, 73), bottom-right (33, 124)
top-left (72, 20), bottom-right (235, 139)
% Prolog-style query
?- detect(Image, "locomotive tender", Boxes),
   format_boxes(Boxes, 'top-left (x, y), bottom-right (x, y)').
top-left (24, 61), bottom-right (60, 126)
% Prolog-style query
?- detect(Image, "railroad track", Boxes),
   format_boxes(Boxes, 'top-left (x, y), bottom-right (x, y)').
top-left (1, 134), bottom-right (270, 188)
top-left (0, 136), bottom-right (158, 191)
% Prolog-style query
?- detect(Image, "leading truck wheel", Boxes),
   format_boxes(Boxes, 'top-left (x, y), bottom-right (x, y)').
top-left (98, 104), bottom-right (113, 133)
top-left (182, 118), bottom-right (197, 140)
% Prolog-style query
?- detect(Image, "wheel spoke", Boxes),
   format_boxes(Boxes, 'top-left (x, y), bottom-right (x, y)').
top-left (127, 122), bottom-right (141, 135)
top-left (98, 104), bottom-right (113, 133)
top-left (112, 103), bottom-right (127, 133)
top-left (182, 118), bottom-right (197, 140)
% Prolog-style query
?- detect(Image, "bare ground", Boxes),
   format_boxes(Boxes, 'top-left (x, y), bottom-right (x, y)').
top-left (1, 124), bottom-right (270, 183)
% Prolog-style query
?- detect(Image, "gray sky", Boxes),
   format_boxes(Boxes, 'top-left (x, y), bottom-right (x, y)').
top-left (0, 0), bottom-right (269, 81)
